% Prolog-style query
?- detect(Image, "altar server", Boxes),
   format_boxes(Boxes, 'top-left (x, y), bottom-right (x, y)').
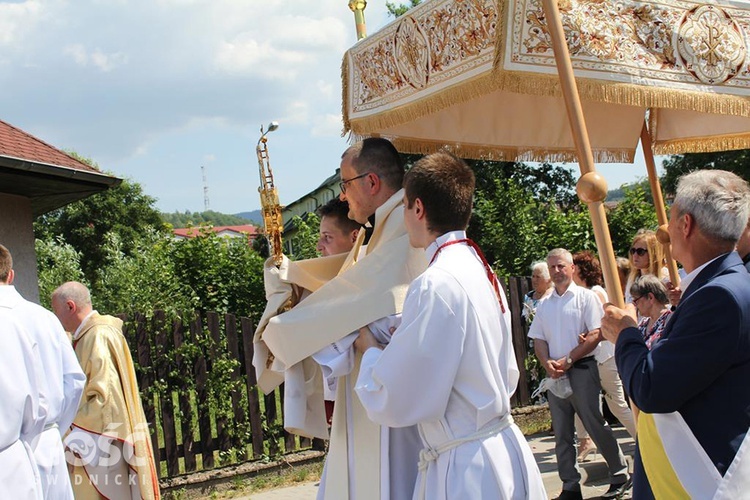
top-left (354, 151), bottom-right (546, 499)
top-left (0, 309), bottom-right (47, 499)
top-left (0, 244), bottom-right (85, 499)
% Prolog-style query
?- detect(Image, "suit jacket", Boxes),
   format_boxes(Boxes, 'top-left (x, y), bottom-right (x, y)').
top-left (615, 252), bottom-right (750, 499)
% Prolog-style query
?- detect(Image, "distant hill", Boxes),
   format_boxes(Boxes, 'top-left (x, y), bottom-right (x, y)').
top-left (161, 210), bottom-right (258, 228)
top-left (235, 210), bottom-right (262, 224)
top-left (607, 179), bottom-right (651, 202)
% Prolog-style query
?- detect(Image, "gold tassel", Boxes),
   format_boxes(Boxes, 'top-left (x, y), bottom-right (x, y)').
top-left (349, 132), bottom-right (634, 163)
top-left (654, 134), bottom-right (750, 155)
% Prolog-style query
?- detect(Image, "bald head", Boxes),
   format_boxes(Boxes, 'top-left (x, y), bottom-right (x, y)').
top-left (0, 244), bottom-right (14, 285)
top-left (51, 281), bottom-right (93, 333)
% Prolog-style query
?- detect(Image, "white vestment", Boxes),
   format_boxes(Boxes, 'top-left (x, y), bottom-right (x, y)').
top-left (257, 190), bottom-right (427, 499)
top-left (355, 231), bottom-right (546, 500)
top-left (0, 310), bottom-right (48, 500)
top-left (0, 286), bottom-right (85, 500)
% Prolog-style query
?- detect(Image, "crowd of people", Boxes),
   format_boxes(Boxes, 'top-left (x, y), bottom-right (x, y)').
top-left (0, 245), bottom-right (160, 499)
top-left (3, 136), bottom-right (750, 500)
top-left (254, 139), bottom-right (750, 500)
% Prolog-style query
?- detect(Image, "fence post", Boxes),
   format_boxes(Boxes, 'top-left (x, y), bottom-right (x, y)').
top-left (241, 317), bottom-right (266, 458)
top-left (172, 317), bottom-right (197, 472)
top-left (132, 312), bottom-right (161, 477)
top-left (225, 313), bottom-right (248, 458)
top-left (191, 313), bottom-right (215, 469)
top-left (508, 277), bottom-right (532, 406)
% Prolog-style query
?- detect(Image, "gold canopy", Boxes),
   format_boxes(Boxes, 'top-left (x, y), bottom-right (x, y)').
top-left (343, 0), bottom-right (750, 163)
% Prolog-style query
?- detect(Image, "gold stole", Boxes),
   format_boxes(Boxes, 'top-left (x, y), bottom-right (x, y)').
top-left (71, 314), bottom-right (160, 500)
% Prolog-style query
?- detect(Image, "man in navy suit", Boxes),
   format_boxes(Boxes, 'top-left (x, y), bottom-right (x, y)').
top-left (737, 217), bottom-right (750, 272)
top-left (602, 169), bottom-right (750, 499)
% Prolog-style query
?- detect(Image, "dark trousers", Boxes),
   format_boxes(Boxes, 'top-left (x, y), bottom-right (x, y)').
top-left (547, 357), bottom-right (628, 491)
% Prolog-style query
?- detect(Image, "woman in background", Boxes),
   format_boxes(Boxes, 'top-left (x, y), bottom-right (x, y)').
top-left (522, 261), bottom-right (553, 322)
top-left (630, 275), bottom-right (672, 350)
top-left (625, 230), bottom-right (668, 303)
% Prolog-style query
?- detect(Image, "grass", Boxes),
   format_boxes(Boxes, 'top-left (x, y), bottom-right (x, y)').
top-left (164, 460), bottom-right (324, 499)
top-left (164, 406), bottom-right (552, 499)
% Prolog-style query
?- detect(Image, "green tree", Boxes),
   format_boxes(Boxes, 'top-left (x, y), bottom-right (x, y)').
top-left (288, 213), bottom-right (321, 261)
top-left (467, 160), bottom-right (579, 275)
top-left (35, 238), bottom-right (87, 309)
top-left (661, 150), bottom-right (750, 195)
top-left (93, 230), bottom-right (197, 317)
top-left (469, 176), bottom-right (544, 276)
top-left (606, 185), bottom-right (660, 257)
top-left (539, 202), bottom-right (597, 253)
top-left (34, 165), bottom-right (166, 285)
top-left (386, 0), bottom-right (422, 17)
top-left (161, 210), bottom-right (253, 228)
top-left (168, 225), bottom-right (265, 318)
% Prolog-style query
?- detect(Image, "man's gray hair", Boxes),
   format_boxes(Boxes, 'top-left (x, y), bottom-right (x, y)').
top-left (530, 260), bottom-right (550, 279)
top-left (52, 281), bottom-right (92, 307)
top-left (547, 248), bottom-right (573, 264)
top-left (673, 170), bottom-right (750, 244)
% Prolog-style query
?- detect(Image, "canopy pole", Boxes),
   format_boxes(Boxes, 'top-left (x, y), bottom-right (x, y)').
top-left (540, 0), bottom-right (624, 308)
top-left (639, 122), bottom-right (681, 286)
top-left (348, 0), bottom-right (368, 40)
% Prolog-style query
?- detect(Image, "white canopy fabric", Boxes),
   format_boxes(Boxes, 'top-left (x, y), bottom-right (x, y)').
top-left (343, 0), bottom-right (750, 162)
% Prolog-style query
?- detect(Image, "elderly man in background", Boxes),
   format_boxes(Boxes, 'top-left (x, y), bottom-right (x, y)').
top-left (602, 170), bottom-right (750, 499)
top-left (52, 281), bottom-right (160, 500)
top-left (737, 216), bottom-right (750, 271)
top-left (529, 248), bottom-right (630, 500)
top-left (0, 244), bottom-right (85, 499)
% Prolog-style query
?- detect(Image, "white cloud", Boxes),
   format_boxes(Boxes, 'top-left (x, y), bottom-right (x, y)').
top-left (317, 79), bottom-right (335, 99)
top-left (0, 0), bottom-right (395, 213)
top-left (63, 44), bottom-right (127, 72)
top-left (0, 1), bottom-right (43, 45)
top-left (283, 101), bottom-right (310, 125)
top-left (311, 113), bottom-right (345, 138)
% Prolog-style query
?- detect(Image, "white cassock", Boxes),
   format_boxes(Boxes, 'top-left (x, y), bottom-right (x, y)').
top-left (0, 286), bottom-right (86, 500)
top-left (0, 310), bottom-right (48, 500)
top-left (355, 231), bottom-right (547, 500)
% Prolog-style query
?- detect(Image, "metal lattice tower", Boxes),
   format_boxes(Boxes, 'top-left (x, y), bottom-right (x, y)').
top-left (201, 165), bottom-right (210, 211)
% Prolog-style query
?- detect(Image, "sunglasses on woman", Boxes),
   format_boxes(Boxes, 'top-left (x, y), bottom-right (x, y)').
top-left (629, 247), bottom-right (648, 256)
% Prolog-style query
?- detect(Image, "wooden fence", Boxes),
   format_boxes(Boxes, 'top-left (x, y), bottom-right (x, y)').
top-left (121, 276), bottom-right (534, 480)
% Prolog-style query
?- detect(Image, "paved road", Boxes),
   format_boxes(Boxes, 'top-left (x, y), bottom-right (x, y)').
top-left (237, 426), bottom-right (635, 500)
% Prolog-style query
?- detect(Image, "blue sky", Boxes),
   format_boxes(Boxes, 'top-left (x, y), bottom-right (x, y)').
top-left (0, 0), bottom-right (663, 215)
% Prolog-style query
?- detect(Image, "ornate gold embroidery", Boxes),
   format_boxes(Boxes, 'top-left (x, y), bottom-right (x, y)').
top-left (395, 16), bottom-right (430, 89)
top-left (675, 4), bottom-right (746, 84)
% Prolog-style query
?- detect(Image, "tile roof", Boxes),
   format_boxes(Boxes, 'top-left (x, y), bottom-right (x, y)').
top-left (0, 119), bottom-right (100, 172)
top-left (173, 225), bottom-right (259, 239)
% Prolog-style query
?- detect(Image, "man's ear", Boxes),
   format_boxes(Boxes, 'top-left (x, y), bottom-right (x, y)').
top-left (414, 198), bottom-right (426, 220)
top-left (349, 228), bottom-right (359, 244)
top-left (367, 172), bottom-right (381, 194)
top-left (682, 213), bottom-right (695, 238)
top-left (6, 269), bottom-right (14, 285)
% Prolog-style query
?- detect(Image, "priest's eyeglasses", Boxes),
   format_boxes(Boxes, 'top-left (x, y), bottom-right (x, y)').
top-left (339, 172), bottom-right (371, 194)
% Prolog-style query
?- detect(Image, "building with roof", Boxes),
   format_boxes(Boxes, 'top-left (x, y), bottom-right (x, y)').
top-left (280, 168), bottom-right (341, 254)
top-left (0, 119), bottom-right (120, 301)
top-left (173, 224), bottom-right (259, 243)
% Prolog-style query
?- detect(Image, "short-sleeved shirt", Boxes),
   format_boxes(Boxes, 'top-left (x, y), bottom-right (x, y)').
top-left (528, 281), bottom-right (603, 360)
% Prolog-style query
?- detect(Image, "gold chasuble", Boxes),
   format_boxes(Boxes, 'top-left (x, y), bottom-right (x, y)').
top-left (259, 189), bottom-right (427, 499)
top-left (68, 313), bottom-right (160, 500)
